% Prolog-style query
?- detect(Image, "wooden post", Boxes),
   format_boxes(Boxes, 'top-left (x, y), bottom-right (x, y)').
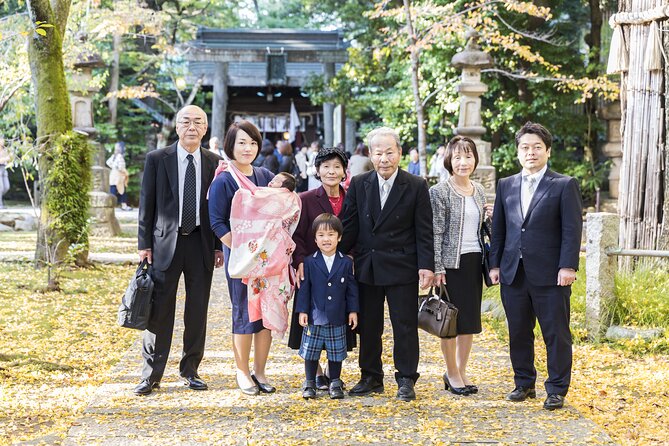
top-left (585, 212), bottom-right (619, 340)
top-left (323, 62), bottom-right (335, 147)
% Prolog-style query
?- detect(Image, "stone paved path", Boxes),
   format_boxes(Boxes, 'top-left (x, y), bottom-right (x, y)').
top-left (61, 267), bottom-right (615, 445)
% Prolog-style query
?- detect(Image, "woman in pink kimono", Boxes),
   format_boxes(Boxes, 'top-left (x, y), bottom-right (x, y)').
top-left (209, 121), bottom-right (299, 396)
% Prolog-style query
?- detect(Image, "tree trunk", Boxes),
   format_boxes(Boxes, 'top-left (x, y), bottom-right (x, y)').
top-left (403, 0), bottom-right (428, 176)
top-left (26, 0), bottom-right (75, 266)
top-left (109, 32), bottom-right (121, 126)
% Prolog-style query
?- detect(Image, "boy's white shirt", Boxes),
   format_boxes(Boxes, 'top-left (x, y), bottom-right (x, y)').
top-left (322, 252), bottom-right (335, 273)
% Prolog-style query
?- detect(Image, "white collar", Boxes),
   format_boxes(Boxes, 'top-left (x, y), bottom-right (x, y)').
top-left (377, 168), bottom-right (399, 188)
top-left (522, 164), bottom-right (547, 181)
top-left (177, 143), bottom-right (201, 163)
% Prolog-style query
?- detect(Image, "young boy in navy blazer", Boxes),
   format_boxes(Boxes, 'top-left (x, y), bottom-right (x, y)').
top-left (296, 213), bottom-right (359, 399)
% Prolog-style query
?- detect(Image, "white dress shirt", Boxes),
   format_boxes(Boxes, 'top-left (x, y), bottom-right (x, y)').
top-left (377, 169), bottom-right (399, 209)
top-left (177, 144), bottom-right (202, 227)
top-left (521, 164), bottom-right (547, 218)
top-left (322, 252), bottom-right (336, 273)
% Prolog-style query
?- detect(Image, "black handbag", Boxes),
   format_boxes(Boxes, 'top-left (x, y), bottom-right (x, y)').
top-left (418, 285), bottom-right (458, 338)
top-left (481, 224), bottom-right (495, 287)
top-left (117, 259), bottom-right (154, 330)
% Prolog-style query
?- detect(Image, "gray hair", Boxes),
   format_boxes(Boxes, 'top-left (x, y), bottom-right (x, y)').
top-left (176, 105), bottom-right (208, 125)
top-left (366, 127), bottom-right (401, 152)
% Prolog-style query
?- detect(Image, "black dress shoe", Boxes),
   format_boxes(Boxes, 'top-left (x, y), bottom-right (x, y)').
top-left (183, 375), bottom-right (208, 391)
top-left (443, 374), bottom-right (471, 396)
top-left (236, 375), bottom-right (259, 396)
top-left (466, 384), bottom-right (479, 394)
top-left (349, 376), bottom-right (384, 396)
top-left (302, 380), bottom-right (317, 399)
top-left (134, 379), bottom-right (160, 396)
top-left (397, 377), bottom-right (416, 401)
top-left (506, 386), bottom-right (536, 401)
top-left (543, 394), bottom-right (565, 410)
top-left (251, 374), bottom-right (276, 394)
top-left (315, 375), bottom-right (330, 391)
top-left (329, 378), bottom-right (345, 399)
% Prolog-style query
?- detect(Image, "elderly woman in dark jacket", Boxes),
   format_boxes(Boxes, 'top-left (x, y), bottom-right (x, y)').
top-left (287, 147), bottom-right (353, 390)
top-left (429, 136), bottom-right (492, 396)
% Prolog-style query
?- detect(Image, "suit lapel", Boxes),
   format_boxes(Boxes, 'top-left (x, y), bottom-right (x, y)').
top-left (525, 169), bottom-right (557, 220)
top-left (328, 252), bottom-right (344, 280)
top-left (312, 251), bottom-right (329, 277)
top-left (200, 150), bottom-right (214, 211)
top-left (316, 187), bottom-right (332, 214)
top-left (508, 173), bottom-right (523, 223)
top-left (375, 169), bottom-right (407, 229)
top-left (364, 172), bottom-right (381, 225)
top-left (164, 144), bottom-right (179, 203)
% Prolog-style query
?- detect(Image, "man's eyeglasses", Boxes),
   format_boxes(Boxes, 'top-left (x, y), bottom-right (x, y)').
top-left (177, 119), bottom-right (206, 128)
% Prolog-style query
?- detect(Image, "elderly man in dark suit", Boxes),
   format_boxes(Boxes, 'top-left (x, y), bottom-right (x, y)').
top-left (340, 127), bottom-right (434, 401)
top-left (135, 105), bottom-right (224, 395)
top-left (489, 121), bottom-right (583, 410)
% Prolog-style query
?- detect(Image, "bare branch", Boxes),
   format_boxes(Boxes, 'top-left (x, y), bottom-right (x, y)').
top-left (0, 76), bottom-right (31, 114)
top-left (184, 75), bottom-right (204, 106)
top-left (493, 12), bottom-right (564, 46)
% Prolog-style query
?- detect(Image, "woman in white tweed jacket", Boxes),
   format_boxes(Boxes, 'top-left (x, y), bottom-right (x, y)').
top-left (429, 136), bottom-right (492, 397)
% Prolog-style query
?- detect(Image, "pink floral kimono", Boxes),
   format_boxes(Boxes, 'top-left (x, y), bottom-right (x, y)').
top-left (219, 162), bottom-right (301, 339)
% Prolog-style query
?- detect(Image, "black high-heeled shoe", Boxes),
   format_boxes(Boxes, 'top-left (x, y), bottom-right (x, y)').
top-left (466, 384), bottom-right (479, 394)
top-left (443, 373), bottom-right (471, 396)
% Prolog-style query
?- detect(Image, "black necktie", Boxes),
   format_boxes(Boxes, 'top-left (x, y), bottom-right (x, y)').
top-left (182, 154), bottom-right (197, 233)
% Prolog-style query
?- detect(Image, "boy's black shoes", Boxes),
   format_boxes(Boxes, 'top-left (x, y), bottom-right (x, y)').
top-left (302, 380), bottom-right (317, 399)
top-left (329, 379), bottom-right (345, 399)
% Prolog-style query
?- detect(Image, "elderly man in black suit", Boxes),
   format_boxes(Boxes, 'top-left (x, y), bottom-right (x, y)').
top-left (489, 122), bottom-right (583, 410)
top-left (340, 127), bottom-right (434, 401)
top-left (134, 105), bottom-right (224, 395)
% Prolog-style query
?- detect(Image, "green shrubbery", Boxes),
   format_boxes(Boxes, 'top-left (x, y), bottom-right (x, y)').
top-left (483, 258), bottom-right (669, 353)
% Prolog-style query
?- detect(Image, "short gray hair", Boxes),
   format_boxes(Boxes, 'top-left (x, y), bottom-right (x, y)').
top-left (176, 105), bottom-right (208, 125)
top-left (366, 127), bottom-right (401, 153)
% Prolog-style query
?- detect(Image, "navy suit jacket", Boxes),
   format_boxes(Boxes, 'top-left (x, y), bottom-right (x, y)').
top-left (296, 251), bottom-right (360, 326)
top-left (138, 143), bottom-right (222, 272)
top-left (339, 169), bottom-right (434, 286)
top-left (489, 169), bottom-right (583, 286)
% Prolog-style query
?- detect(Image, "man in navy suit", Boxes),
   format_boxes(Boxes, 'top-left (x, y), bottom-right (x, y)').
top-left (340, 127), bottom-right (434, 401)
top-left (489, 122), bottom-right (583, 410)
top-left (135, 105), bottom-right (224, 395)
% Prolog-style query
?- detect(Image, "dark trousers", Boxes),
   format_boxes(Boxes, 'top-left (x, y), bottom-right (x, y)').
top-left (141, 232), bottom-right (213, 381)
top-left (358, 282), bottom-right (420, 383)
top-left (500, 260), bottom-right (572, 396)
top-left (110, 185), bottom-right (127, 205)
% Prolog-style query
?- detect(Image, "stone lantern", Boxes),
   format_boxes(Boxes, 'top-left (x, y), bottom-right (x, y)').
top-left (600, 101), bottom-right (622, 199)
top-left (451, 29), bottom-right (496, 197)
top-left (68, 36), bottom-right (121, 236)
